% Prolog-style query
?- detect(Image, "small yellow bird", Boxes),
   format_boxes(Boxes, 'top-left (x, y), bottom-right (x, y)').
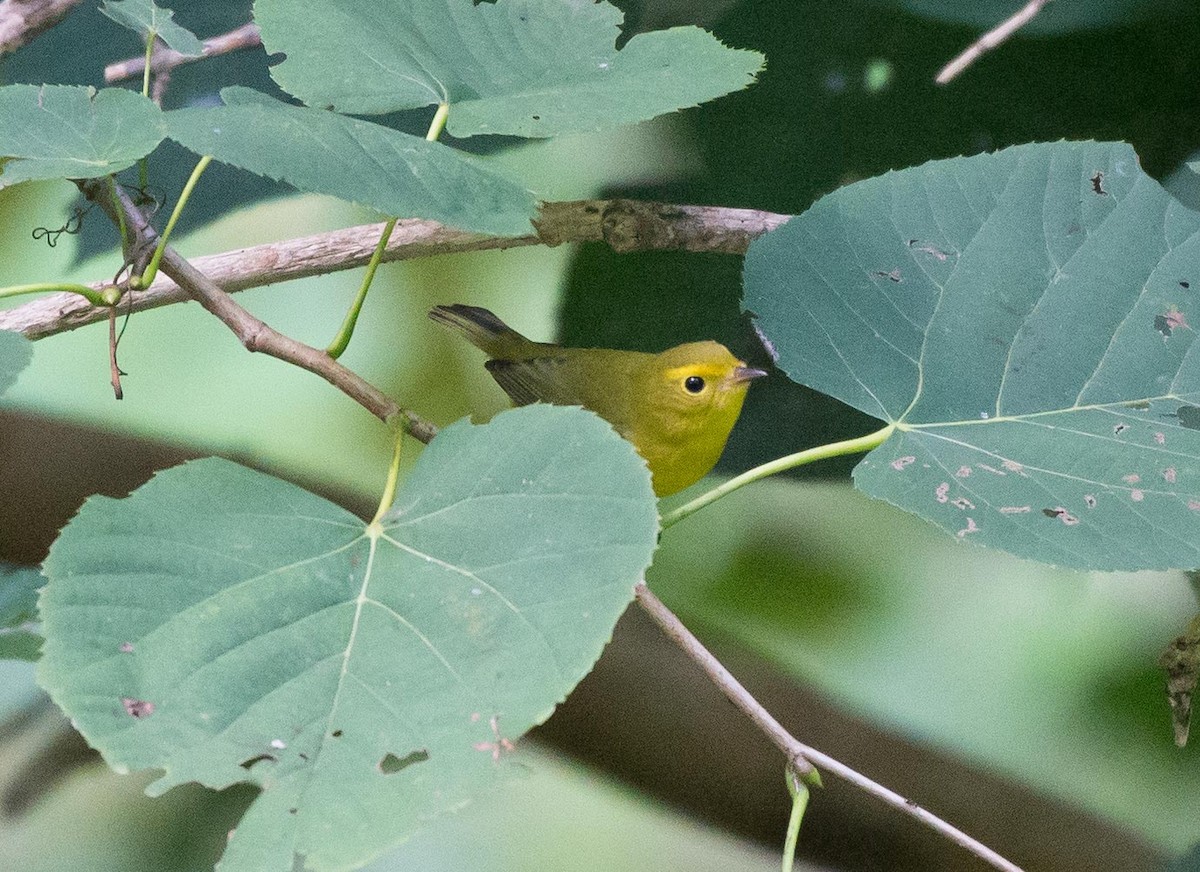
top-left (429, 304), bottom-right (767, 496)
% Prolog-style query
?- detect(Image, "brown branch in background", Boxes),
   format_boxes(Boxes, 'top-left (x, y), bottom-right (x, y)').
top-left (104, 22), bottom-right (261, 83)
top-left (0, 200), bottom-right (791, 341)
top-left (634, 582), bottom-right (1026, 872)
top-left (935, 0), bottom-right (1053, 85)
top-left (77, 179), bottom-right (439, 444)
top-left (0, 0), bottom-right (83, 56)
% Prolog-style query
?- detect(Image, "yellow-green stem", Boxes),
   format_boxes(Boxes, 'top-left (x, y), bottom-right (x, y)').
top-left (370, 429), bottom-right (406, 526)
top-left (137, 155), bottom-right (212, 288)
top-left (326, 216), bottom-right (397, 359)
top-left (660, 423), bottom-right (896, 528)
top-left (138, 34), bottom-right (154, 190)
top-left (325, 103), bottom-right (450, 359)
top-left (426, 101), bottom-right (449, 142)
top-left (781, 769), bottom-right (810, 872)
top-left (141, 34), bottom-right (154, 98)
top-left (0, 282), bottom-right (116, 307)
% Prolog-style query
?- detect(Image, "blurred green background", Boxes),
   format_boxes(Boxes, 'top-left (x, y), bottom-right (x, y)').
top-left (2, 1), bottom-right (1200, 870)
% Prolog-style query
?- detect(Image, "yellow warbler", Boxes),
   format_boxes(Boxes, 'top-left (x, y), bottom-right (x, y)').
top-left (429, 304), bottom-right (767, 496)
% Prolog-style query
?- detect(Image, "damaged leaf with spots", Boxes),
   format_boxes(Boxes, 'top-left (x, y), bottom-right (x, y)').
top-left (746, 141), bottom-right (1200, 571)
top-left (37, 405), bottom-right (658, 872)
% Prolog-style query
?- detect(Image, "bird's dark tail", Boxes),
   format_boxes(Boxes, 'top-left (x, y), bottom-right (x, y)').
top-left (428, 304), bottom-right (540, 359)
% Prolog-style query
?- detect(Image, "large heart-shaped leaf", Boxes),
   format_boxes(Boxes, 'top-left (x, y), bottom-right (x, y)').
top-left (744, 141), bottom-right (1200, 571)
top-left (38, 405), bottom-right (658, 871)
top-left (0, 85), bottom-right (165, 188)
top-left (253, 0), bottom-right (763, 138)
top-left (0, 330), bottom-right (33, 396)
top-left (167, 87), bottom-right (537, 236)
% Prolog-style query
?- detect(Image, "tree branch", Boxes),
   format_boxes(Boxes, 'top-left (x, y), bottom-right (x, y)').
top-left (76, 179), bottom-right (439, 443)
top-left (0, 0), bottom-right (83, 56)
top-left (0, 199), bottom-right (791, 341)
top-left (634, 582), bottom-right (1025, 872)
top-left (936, 0), bottom-right (1053, 85)
top-left (104, 21), bottom-right (262, 83)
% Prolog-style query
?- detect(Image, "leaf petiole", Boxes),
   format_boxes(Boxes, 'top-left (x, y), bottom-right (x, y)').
top-left (781, 764), bottom-right (811, 872)
top-left (136, 154), bottom-right (212, 288)
top-left (0, 282), bottom-right (119, 307)
top-left (660, 423), bottom-right (895, 528)
top-left (370, 428), bottom-right (406, 526)
top-left (325, 103), bottom-right (449, 360)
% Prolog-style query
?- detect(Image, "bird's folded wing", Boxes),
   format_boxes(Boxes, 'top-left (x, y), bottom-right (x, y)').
top-left (485, 356), bottom-right (584, 407)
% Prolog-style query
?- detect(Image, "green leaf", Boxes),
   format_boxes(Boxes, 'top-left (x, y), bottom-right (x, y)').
top-left (0, 564), bottom-right (42, 661)
top-left (38, 404), bottom-right (658, 872)
top-left (869, 0), bottom-right (1194, 33)
top-left (166, 88), bottom-right (537, 236)
top-left (0, 85), bottom-right (166, 189)
top-left (744, 141), bottom-right (1200, 571)
top-left (253, 0), bottom-right (764, 138)
top-left (0, 329), bottom-right (33, 396)
top-left (99, 0), bottom-right (205, 56)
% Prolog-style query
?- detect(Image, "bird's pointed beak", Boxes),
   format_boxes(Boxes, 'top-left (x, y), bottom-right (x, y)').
top-left (732, 365), bottom-right (769, 384)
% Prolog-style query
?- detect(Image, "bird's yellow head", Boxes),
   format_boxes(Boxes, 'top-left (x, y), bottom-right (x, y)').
top-left (634, 341), bottom-right (767, 495)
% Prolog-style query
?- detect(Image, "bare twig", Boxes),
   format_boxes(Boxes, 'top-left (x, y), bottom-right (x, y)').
top-left (77, 179), bottom-right (438, 443)
top-left (634, 582), bottom-right (1025, 872)
top-left (0, 200), bottom-right (791, 341)
top-left (0, 0), bottom-right (83, 56)
top-left (936, 0), bottom-right (1053, 85)
top-left (104, 21), bottom-right (261, 83)
top-left (107, 306), bottom-right (123, 400)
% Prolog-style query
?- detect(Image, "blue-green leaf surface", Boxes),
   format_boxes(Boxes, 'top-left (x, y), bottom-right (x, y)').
top-left (253, 0), bottom-right (763, 138)
top-left (0, 330), bottom-right (32, 396)
top-left (0, 85), bottom-right (166, 188)
top-left (38, 405), bottom-right (658, 871)
top-left (744, 141), bottom-right (1200, 571)
top-left (99, 0), bottom-right (204, 55)
top-left (166, 88), bottom-right (536, 235)
top-left (0, 564), bottom-right (42, 661)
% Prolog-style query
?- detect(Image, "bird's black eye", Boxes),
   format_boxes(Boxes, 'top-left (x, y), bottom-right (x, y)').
top-left (684, 376), bottom-right (706, 394)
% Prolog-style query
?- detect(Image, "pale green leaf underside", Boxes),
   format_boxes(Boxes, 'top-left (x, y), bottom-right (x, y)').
top-left (38, 405), bottom-right (658, 872)
top-left (0, 564), bottom-right (42, 661)
top-left (253, 0), bottom-right (763, 138)
top-left (99, 0), bottom-right (204, 55)
top-left (0, 85), bottom-right (166, 189)
top-left (745, 141), bottom-right (1200, 570)
top-left (0, 330), bottom-right (33, 397)
top-left (166, 88), bottom-right (536, 236)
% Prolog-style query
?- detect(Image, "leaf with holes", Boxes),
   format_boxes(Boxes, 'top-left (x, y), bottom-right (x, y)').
top-left (745, 140), bottom-right (1200, 571)
top-left (99, 0), bottom-right (204, 55)
top-left (0, 330), bottom-right (32, 396)
top-left (0, 85), bottom-right (166, 188)
top-left (253, 0), bottom-right (763, 138)
top-left (167, 87), bottom-right (536, 235)
top-left (0, 564), bottom-right (42, 661)
top-left (37, 405), bottom-right (658, 871)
